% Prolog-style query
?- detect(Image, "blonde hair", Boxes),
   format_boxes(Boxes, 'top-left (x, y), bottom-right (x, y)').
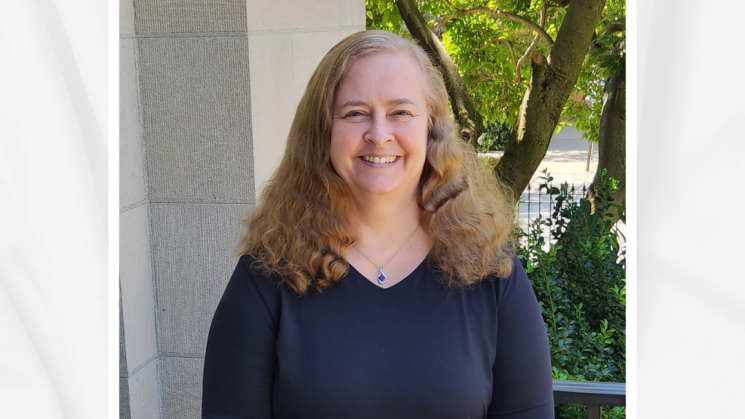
top-left (237, 30), bottom-right (515, 294)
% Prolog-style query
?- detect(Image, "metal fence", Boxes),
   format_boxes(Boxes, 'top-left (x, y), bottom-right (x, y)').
top-left (517, 182), bottom-right (626, 253)
top-left (517, 182), bottom-right (590, 248)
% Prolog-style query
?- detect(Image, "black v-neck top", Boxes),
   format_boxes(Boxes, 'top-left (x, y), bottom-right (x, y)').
top-left (202, 255), bottom-right (554, 418)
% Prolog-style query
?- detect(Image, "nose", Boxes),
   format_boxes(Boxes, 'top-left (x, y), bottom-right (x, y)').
top-left (365, 114), bottom-right (394, 146)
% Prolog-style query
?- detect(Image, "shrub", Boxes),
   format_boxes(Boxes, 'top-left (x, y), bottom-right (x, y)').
top-left (477, 120), bottom-right (511, 152)
top-left (515, 169), bottom-right (626, 419)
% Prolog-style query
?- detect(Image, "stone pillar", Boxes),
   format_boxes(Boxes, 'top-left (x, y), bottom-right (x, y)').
top-left (119, 0), bottom-right (159, 415)
top-left (248, 0), bottom-right (366, 195)
top-left (119, 0), bottom-right (365, 418)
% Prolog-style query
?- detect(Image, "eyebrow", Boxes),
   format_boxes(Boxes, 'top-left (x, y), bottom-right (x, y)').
top-left (338, 98), bottom-right (417, 108)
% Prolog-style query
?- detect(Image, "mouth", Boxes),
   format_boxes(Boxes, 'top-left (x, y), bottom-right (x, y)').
top-left (360, 155), bottom-right (400, 164)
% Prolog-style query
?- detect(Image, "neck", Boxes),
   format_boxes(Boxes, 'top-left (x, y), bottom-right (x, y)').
top-left (346, 190), bottom-right (433, 282)
top-left (350, 193), bottom-right (420, 242)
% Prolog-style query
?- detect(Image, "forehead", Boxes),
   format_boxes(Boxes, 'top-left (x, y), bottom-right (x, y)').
top-left (334, 50), bottom-right (426, 106)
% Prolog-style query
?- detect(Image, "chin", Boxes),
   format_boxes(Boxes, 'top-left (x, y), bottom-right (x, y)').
top-left (360, 186), bottom-right (399, 195)
top-left (359, 181), bottom-right (419, 197)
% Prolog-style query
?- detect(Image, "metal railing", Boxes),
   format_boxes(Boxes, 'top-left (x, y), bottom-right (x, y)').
top-left (517, 183), bottom-right (589, 246)
top-left (553, 379), bottom-right (626, 419)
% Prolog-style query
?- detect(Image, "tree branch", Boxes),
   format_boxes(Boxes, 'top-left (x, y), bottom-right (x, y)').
top-left (476, 36), bottom-right (500, 52)
top-left (514, 2), bottom-right (548, 84)
top-left (514, 38), bottom-right (540, 84)
top-left (471, 72), bottom-right (514, 93)
top-left (495, 0), bottom-right (606, 200)
top-left (431, 11), bottom-right (459, 31)
top-left (395, 0), bottom-right (485, 146)
top-left (471, 77), bottom-right (493, 94)
top-left (504, 40), bottom-right (517, 67)
top-left (428, 2), bottom-right (555, 46)
top-left (599, 18), bottom-right (625, 36)
top-left (441, 0), bottom-right (457, 11)
top-left (590, 18), bottom-right (626, 55)
top-left (460, 7), bottom-right (554, 46)
top-left (548, 0), bottom-right (571, 7)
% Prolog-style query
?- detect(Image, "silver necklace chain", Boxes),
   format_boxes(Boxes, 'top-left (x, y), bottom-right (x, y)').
top-left (354, 225), bottom-right (421, 285)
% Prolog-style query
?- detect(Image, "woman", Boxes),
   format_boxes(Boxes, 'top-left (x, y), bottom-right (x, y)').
top-left (202, 30), bottom-right (554, 418)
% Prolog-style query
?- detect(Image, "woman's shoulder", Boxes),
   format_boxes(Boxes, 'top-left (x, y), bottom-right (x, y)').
top-left (501, 255), bottom-right (525, 280)
top-left (474, 254), bottom-right (524, 283)
top-left (236, 254), bottom-right (268, 277)
top-left (236, 254), bottom-right (285, 279)
top-left (221, 255), bottom-right (284, 309)
top-left (492, 255), bottom-right (538, 311)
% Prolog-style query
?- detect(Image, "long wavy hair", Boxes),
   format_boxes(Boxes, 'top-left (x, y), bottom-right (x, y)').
top-left (237, 30), bottom-right (515, 294)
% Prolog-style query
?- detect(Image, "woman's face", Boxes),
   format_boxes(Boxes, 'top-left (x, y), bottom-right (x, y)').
top-left (330, 50), bottom-right (429, 204)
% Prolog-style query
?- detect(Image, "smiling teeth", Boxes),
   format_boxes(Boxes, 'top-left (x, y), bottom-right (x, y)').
top-left (362, 156), bottom-right (397, 163)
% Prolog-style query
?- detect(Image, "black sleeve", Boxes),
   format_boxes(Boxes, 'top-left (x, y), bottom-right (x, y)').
top-left (202, 258), bottom-right (281, 419)
top-left (487, 258), bottom-right (555, 418)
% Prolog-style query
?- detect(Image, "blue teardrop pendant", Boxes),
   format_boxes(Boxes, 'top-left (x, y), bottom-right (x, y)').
top-left (377, 268), bottom-right (386, 284)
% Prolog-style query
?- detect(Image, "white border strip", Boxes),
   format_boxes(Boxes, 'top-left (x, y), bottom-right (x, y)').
top-left (108, 0), bottom-right (120, 415)
top-left (624, 0), bottom-right (637, 417)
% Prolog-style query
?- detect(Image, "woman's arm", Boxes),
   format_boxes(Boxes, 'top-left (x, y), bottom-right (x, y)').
top-left (487, 258), bottom-right (555, 418)
top-left (202, 258), bottom-right (280, 419)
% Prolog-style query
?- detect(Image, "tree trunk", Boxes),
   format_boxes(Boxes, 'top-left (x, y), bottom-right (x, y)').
top-left (495, 0), bottom-right (607, 201)
top-left (395, 0), bottom-right (484, 147)
top-left (587, 67), bottom-right (625, 223)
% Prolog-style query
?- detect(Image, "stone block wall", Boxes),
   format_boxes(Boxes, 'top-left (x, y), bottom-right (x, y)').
top-left (119, 1), bottom-right (365, 418)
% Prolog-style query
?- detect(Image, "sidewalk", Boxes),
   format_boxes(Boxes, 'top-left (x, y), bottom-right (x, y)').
top-left (530, 125), bottom-right (598, 190)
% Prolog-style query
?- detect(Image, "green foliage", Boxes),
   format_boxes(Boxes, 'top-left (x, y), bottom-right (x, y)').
top-left (366, 0), bottom-right (407, 36)
top-left (562, 9), bottom-right (626, 143)
top-left (477, 120), bottom-right (511, 152)
top-left (516, 169), bottom-right (625, 419)
top-left (367, 0), bottom-right (546, 125)
top-left (367, 0), bottom-right (625, 142)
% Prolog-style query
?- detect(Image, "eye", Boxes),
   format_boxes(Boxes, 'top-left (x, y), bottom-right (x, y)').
top-left (390, 110), bottom-right (415, 120)
top-left (343, 110), bottom-right (369, 120)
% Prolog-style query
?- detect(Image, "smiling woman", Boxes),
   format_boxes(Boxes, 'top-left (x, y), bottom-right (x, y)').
top-left (201, 30), bottom-right (555, 419)
top-left (330, 51), bottom-right (429, 204)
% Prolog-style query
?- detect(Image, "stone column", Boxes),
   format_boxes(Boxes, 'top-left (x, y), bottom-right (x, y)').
top-left (248, 0), bottom-right (366, 195)
top-left (119, 0), bottom-right (365, 418)
top-left (119, 0), bottom-right (159, 415)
